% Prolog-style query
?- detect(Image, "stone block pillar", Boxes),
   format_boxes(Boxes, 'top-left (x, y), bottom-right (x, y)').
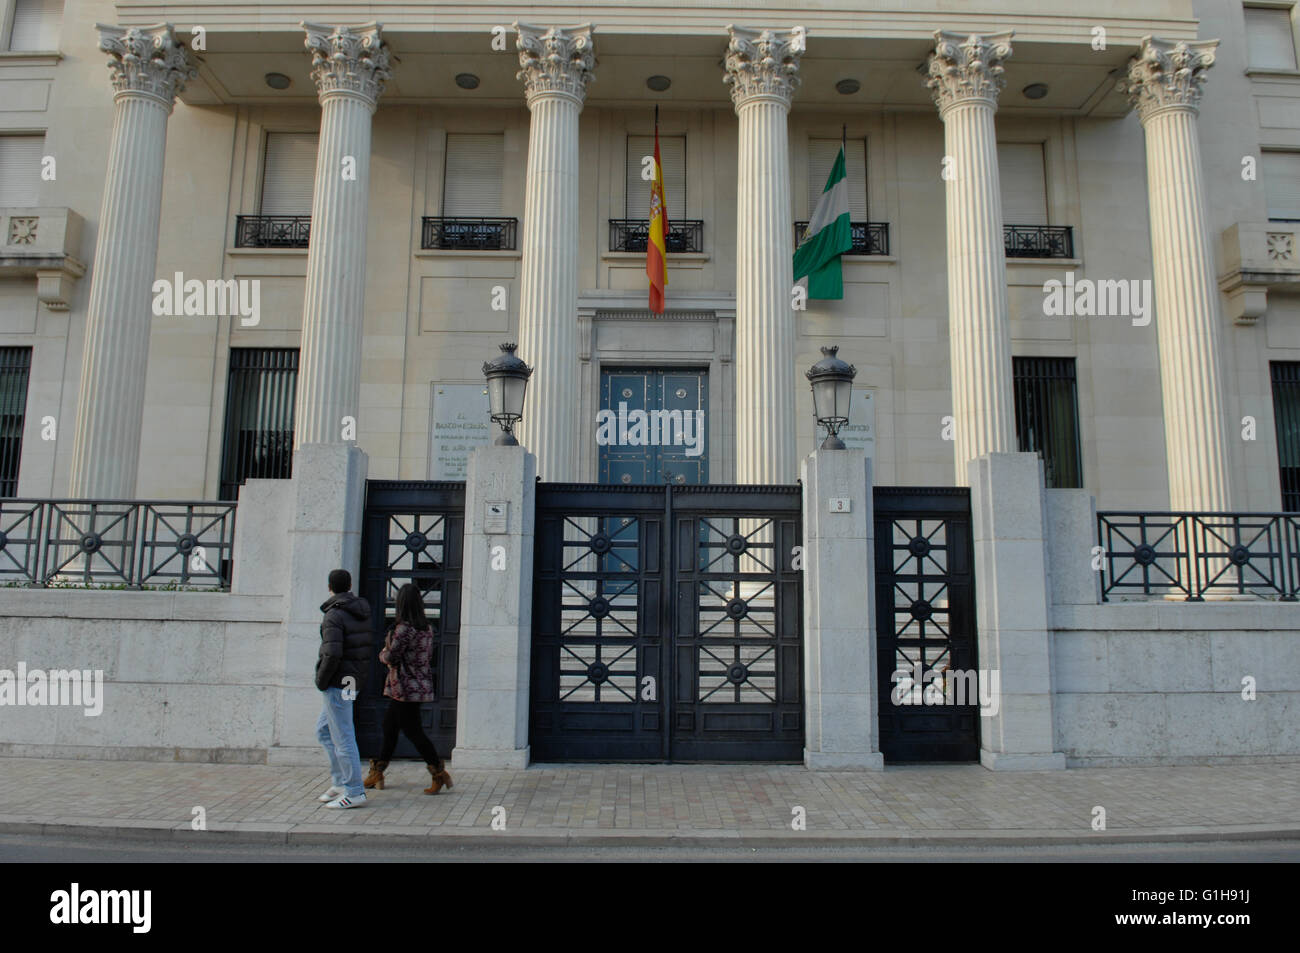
top-left (968, 452), bottom-right (1066, 770)
top-left (801, 448), bottom-right (884, 769)
top-left (267, 443), bottom-right (368, 765)
top-left (453, 444), bottom-right (537, 768)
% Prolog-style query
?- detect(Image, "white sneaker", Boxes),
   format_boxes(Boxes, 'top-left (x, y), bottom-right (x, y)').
top-left (324, 792), bottom-right (367, 809)
top-left (317, 785), bottom-right (345, 802)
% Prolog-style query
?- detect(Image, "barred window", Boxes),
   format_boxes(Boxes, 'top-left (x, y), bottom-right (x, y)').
top-left (0, 347), bottom-right (31, 497)
top-left (1271, 361), bottom-right (1300, 511)
top-left (218, 349), bottom-right (298, 501)
top-left (1012, 356), bottom-right (1083, 489)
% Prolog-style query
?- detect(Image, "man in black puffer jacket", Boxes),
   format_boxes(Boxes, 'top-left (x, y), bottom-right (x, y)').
top-left (314, 569), bottom-right (372, 809)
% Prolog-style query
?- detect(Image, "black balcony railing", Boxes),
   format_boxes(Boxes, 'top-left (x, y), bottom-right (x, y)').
top-left (1097, 511), bottom-right (1300, 601)
top-left (1004, 224), bottom-right (1074, 258)
top-left (609, 219), bottom-right (703, 254)
top-left (0, 499), bottom-right (236, 590)
top-left (235, 215), bottom-right (311, 249)
top-left (422, 217), bottom-right (518, 251)
top-left (794, 221), bottom-right (890, 256)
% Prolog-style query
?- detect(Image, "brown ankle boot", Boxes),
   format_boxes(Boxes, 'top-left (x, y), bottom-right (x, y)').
top-left (424, 764), bottom-right (452, 795)
top-left (364, 760), bottom-right (388, 790)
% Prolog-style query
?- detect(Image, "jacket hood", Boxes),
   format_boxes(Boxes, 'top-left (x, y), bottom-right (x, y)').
top-left (321, 592), bottom-right (371, 619)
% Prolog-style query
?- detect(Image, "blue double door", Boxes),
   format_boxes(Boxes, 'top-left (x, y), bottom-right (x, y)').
top-left (598, 368), bottom-right (708, 486)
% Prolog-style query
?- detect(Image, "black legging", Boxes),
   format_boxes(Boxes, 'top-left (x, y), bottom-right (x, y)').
top-left (378, 700), bottom-right (444, 770)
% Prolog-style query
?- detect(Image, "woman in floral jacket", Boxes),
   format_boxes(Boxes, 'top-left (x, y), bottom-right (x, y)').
top-left (363, 583), bottom-right (453, 794)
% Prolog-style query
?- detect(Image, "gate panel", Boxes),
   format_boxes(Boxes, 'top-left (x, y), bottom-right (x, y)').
top-left (357, 481), bottom-right (464, 759)
top-left (873, 487), bottom-right (978, 763)
top-left (530, 485), bottom-right (668, 761)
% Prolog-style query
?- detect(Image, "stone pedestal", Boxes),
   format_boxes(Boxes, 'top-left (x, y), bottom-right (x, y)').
top-left (452, 444), bottom-right (537, 768)
top-left (726, 26), bottom-right (803, 484)
top-left (1123, 37), bottom-right (1232, 512)
top-left (267, 443), bottom-right (368, 765)
top-left (968, 452), bottom-right (1066, 770)
top-left (926, 32), bottom-right (1017, 486)
top-left (513, 23), bottom-right (594, 481)
top-left (68, 25), bottom-right (194, 498)
top-left (293, 22), bottom-right (391, 448)
top-left (800, 448), bottom-right (884, 769)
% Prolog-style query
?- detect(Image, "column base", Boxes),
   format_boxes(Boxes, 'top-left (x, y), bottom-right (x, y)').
top-left (805, 750), bottom-right (885, 771)
top-left (449, 746), bottom-right (531, 770)
top-left (979, 750), bottom-right (1067, 771)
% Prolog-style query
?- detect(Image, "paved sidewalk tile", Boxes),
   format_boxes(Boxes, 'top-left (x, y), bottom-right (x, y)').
top-left (1, 758), bottom-right (1298, 843)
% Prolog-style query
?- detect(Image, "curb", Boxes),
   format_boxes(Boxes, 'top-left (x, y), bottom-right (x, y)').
top-left (3, 817), bottom-right (1300, 849)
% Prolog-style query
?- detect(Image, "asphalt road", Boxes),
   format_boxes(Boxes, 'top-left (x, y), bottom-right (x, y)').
top-left (2, 832), bottom-right (1298, 863)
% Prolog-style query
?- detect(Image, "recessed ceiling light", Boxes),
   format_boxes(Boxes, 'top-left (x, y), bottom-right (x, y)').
top-left (646, 75), bottom-right (671, 91)
top-left (1022, 83), bottom-right (1049, 100)
top-left (835, 78), bottom-right (861, 95)
top-left (264, 73), bottom-right (291, 90)
top-left (455, 73), bottom-right (480, 90)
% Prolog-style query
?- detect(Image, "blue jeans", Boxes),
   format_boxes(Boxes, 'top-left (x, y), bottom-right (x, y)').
top-left (316, 686), bottom-right (364, 797)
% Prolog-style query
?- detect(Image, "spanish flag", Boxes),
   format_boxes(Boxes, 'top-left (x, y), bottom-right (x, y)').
top-left (647, 110), bottom-right (668, 314)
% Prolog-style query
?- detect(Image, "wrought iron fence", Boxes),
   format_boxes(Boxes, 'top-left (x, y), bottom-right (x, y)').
top-left (793, 221), bottom-right (890, 256)
top-left (1097, 511), bottom-right (1300, 601)
top-left (1004, 224), bottom-right (1074, 258)
top-left (0, 499), bottom-right (236, 590)
top-left (609, 218), bottom-right (703, 253)
top-left (234, 215), bottom-right (311, 248)
top-left (421, 216), bottom-right (518, 250)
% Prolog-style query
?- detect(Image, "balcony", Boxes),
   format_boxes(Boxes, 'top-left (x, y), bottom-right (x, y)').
top-left (0, 207), bottom-right (86, 310)
top-left (1004, 224), bottom-right (1074, 259)
top-left (609, 219), bottom-right (703, 254)
top-left (793, 221), bottom-right (890, 256)
top-left (421, 217), bottom-right (518, 251)
top-left (1218, 222), bottom-right (1300, 324)
top-left (234, 215), bottom-right (310, 249)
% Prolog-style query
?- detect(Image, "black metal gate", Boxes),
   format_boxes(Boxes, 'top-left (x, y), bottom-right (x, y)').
top-left (530, 483), bottom-right (803, 762)
top-left (357, 481), bottom-right (464, 758)
top-left (873, 487), bottom-right (979, 762)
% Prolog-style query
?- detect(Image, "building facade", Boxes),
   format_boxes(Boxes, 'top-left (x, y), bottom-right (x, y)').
top-left (2, 1), bottom-right (1300, 769)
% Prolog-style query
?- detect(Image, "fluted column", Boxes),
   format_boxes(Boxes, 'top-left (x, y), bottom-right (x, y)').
top-left (1123, 37), bottom-right (1232, 511)
top-left (68, 24), bottom-right (194, 498)
top-left (513, 23), bottom-right (594, 481)
top-left (293, 22), bottom-right (391, 448)
top-left (926, 31), bottom-right (1017, 484)
top-left (727, 25), bottom-right (803, 484)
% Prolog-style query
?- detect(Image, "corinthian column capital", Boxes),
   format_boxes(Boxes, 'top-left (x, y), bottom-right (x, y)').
top-left (514, 23), bottom-right (595, 106)
top-left (302, 21), bottom-right (392, 107)
top-left (724, 25), bottom-right (804, 110)
top-left (1121, 36), bottom-right (1218, 124)
top-left (96, 23), bottom-right (196, 109)
top-left (925, 30), bottom-right (1013, 115)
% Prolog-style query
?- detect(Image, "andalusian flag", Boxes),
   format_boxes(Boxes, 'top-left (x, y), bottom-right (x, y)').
top-left (793, 144), bottom-right (853, 299)
top-left (647, 114), bottom-right (668, 314)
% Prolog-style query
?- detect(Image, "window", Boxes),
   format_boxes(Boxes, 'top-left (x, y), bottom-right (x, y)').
top-left (1246, 5), bottom-right (1298, 70)
top-left (260, 132), bottom-right (317, 215)
top-left (808, 137), bottom-right (867, 219)
top-left (998, 142), bottom-right (1048, 226)
top-left (1272, 361), bottom-right (1300, 511)
top-left (625, 134), bottom-right (685, 220)
top-left (6, 0), bottom-right (61, 52)
top-left (1262, 151), bottom-right (1300, 220)
top-left (442, 133), bottom-right (504, 217)
top-left (218, 349), bottom-right (298, 501)
top-left (1013, 357), bottom-right (1083, 489)
top-left (0, 135), bottom-right (44, 207)
top-left (0, 347), bottom-right (31, 497)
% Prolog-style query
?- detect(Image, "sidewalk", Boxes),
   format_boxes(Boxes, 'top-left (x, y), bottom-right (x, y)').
top-left (2, 758), bottom-right (1298, 848)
